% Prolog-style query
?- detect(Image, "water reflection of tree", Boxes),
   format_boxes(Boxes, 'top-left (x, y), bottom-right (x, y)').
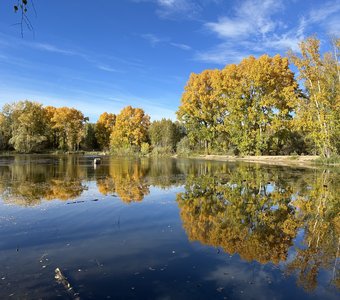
top-left (287, 169), bottom-right (340, 291)
top-left (0, 156), bottom-right (87, 206)
top-left (177, 163), bottom-right (339, 290)
top-left (96, 158), bottom-right (150, 203)
top-left (96, 158), bottom-right (185, 202)
top-left (177, 164), bottom-right (299, 264)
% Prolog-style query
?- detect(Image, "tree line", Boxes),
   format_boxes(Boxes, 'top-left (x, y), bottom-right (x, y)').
top-left (0, 36), bottom-right (339, 157)
top-left (178, 36), bottom-right (340, 157)
top-left (0, 101), bottom-right (184, 155)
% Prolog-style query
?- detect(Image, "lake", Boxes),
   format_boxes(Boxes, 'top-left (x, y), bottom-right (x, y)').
top-left (0, 155), bottom-right (339, 299)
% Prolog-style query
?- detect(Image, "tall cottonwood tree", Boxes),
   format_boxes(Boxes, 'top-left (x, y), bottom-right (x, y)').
top-left (177, 69), bottom-right (226, 154)
top-left (149, 118), bottom-right (183, 152)
top-left (110, 106), bottom-right (150, 151)
top-left (289, 36), bottom-right (340, 157)
top-left (3, 101), bottom-right (48, 153)
top-left (223, 54), bottom-right (300, 155)
top-left (95, 112), bottom-right (116, 150)
top-left (177, 55), bottom-right (300, 155)
top-left (51, 107), bottom-right (87, 151)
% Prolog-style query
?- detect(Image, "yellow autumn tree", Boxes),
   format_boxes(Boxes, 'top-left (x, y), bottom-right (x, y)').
top-left (110, 106), bottom-right (150, 152)
top-left (177, 55), bottom-right (300, 155)
top-left (177, 69), bottom-right (226, 154)
top-left (222, 55), bottom-right (300, 155)
top-left (95, 112), bottom-right (116, 150)
top-left (289, 36), bottom-right (340, 157)
top-left (51, 107), bottom-right (87, 151)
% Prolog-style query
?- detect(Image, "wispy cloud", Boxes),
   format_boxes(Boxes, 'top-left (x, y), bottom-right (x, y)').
top-left (142, 33), bottom-right (191, 51)
top-left (170, 42), bottom-right (191, 50)
top-left (205, 0), bottom-right (283, 39)
top-left (0, 33), bottom-right (127, 74)
top-left (198, 0), bottom-right (340, 64)
top-left (307, 0), bottom-right (340, 24)
top-left (28, 42), bottom-right (76, 55)
top-left (96, 65), bottom-right (122, 73)
top-left (195, 43), bottom-right (250, 64)
top-left (156, 0), bottom-right (201, 19)
top-left (142, 33), bottom-right (167, 46)
top-left (300, 0), bottom-right (340, 36)
top-left (198, 0), bottom-right (287, 64)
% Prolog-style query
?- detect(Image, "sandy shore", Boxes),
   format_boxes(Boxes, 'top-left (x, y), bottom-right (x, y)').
top-left (195, 155), bottom-right (320, 167)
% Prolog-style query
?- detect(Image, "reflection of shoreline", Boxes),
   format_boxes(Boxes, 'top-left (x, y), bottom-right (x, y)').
top-left (177, 166), bottom-right (340, 291)
top-left (193, 154), bottom-right (320, 168)
top-left (0, 156), bottom-right (186, 205)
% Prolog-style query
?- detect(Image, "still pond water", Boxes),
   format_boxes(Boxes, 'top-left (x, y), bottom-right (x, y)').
top-left (0, 155), bottom-right (339, 300)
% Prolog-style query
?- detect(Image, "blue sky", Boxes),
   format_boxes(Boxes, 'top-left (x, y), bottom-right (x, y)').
top-left (0, 0), bottom-right (339, 121)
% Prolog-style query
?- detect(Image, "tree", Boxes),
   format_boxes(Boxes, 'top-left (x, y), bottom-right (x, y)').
top-left (3, 101), bottom-right (48, 153)
top-left (221, 55), bottom-right (300, 155)
top-left (177, 69), bottom-right (225, 154)
top-left (149, 118), bottom-right (183, 152)
top-left (110, 106), bottom-right (150, 151)
top-left (0, 111), bottom-right (11, 150)
top-left (81, 123), bottom-right (98, 150)
top-left (51, 107), bottom-right (87, 151)
top-left (177, 55), bottom-right (300, 155)
top-left (95, 112), bottom-right (116, 150)
top-left (289, 36), bottom-right (340, 157)
top-left (43, 106), bottom-right (58, 149)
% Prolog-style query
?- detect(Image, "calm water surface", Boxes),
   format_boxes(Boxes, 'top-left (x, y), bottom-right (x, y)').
top-left (0, 155), bottom-right (339, 299)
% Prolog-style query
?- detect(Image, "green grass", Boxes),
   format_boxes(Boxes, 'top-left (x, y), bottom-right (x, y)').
top-left (314, 155), bottom-right (340, 166)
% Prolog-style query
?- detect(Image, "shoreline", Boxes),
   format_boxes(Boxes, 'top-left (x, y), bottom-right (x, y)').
top-left (1, 152), bottom-right (339, 168)
top-left (191, 154), bottom-right (321, 168)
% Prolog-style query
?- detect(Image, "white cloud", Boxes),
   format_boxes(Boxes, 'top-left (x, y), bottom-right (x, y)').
top-left (197, 0), bottom-right (317, 64)
top-left (301, 0), bottom-right (340, 36)
top-left (307, 0), bottom-right (340, 24)
top-left (263, 35), bottom-right (302, 52)
top-left (325, 17), bottom-right (340, 35)
top-left (157, 0), bottom-right (176, 6)
top-left (206, 18), bottom-right (252, 39)
top-left (195, 42), bottom-right (250, 64)
top-left (142, 33), bottom-right (191, 51)
top-left (142, 33), bottom-right (167, 46)
top-left (96, 65), bottom-right (122, 73)
top-left (29, 43), bottom-right (76, 55)
top-left (156, 0), bottom-right (201, 19)
top-left (170, 42), bottom-right (191, 50)
top-left (206, 0), bottom-right (283, 39)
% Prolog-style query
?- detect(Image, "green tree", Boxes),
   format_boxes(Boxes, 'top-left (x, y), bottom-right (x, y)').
top-left (0, 111), bottom-right (11, 150)
top-left (81, 123), bottom-right (98, 150)
top-left (4, 101), bottom-right (48, 153)
top-left (149, 118), bottom-right (183, 153)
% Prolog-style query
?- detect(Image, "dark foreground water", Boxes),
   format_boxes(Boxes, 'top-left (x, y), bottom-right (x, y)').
top-left (0, 155), bottom-right (339, 300)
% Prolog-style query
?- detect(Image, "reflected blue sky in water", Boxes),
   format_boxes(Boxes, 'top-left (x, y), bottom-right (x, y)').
top-left (0, 156), bottom-right (338, 299)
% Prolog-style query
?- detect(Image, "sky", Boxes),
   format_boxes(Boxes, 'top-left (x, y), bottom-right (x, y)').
top-left (0, 0), bottom-right (339, 121)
